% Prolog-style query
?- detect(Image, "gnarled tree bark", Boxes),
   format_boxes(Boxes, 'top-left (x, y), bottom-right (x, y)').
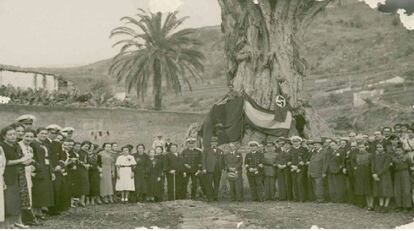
top-left (218, 0), bottom-right (334, 141)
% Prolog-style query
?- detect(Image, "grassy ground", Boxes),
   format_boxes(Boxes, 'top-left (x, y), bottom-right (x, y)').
top-left (36, 200), bottom-right (413, 229)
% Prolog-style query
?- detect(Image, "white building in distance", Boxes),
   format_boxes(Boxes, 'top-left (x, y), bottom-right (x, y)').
top-left (0, 68), bottom-right (59, 91)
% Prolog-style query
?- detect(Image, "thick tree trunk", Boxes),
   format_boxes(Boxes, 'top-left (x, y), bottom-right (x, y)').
top-left (154, 60), bottom-right (162, 111)
top-left (218, 0), bottom-right (334, 141)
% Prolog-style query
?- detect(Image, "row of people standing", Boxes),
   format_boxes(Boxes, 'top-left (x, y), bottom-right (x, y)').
top-left (241, 130), bottom-right (414, 213)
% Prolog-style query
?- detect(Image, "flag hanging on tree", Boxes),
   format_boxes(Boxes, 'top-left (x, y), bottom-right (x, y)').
top-left (200, 94), bottom-right (244, 148)
top-left (200, 91), bottom-right (293, 148)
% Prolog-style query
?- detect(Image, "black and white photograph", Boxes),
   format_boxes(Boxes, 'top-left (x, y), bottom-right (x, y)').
top-left (0, 0), bottom-right (414, 229)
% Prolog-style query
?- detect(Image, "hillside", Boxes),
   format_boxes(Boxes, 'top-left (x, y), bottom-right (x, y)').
top-left (4, 0), bottom-right (414, 134)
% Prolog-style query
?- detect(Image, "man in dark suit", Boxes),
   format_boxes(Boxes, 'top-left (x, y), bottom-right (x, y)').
top-left (45, 124), bottom-right (63, 216)
top-left (308, 140), bottom-right (325, 202)
top-left (323, 140), bottom-right (346, 203)
top-left (54, 139), bottom-right (74, 212)
top-left (201, 137), bottom-right (224, 202)
top-left (165, 144), bottom-right (185, 200)
top-left (275, 138), bottom-right (293, 201)
top-left (245, 141), bottom-right (264, 202)
top-left (289, 136), bottom-right (309, 202)
top-left (182, 138), bottom-right (202, 200)
top-left (224, 142), bottom-right (244, 202)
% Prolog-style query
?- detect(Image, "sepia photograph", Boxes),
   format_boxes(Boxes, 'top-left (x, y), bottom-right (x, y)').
top-left (0, 0), bottom-right (414, 229)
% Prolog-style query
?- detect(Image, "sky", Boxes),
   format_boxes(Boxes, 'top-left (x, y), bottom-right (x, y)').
top-left (0, 0), bottom-right (413, 68)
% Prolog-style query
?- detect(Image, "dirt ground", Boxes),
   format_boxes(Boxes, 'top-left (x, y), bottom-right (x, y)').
top-left (36, 203), bottom-right (181, 229)
top-left (36, 200), bottom-right (413, 229)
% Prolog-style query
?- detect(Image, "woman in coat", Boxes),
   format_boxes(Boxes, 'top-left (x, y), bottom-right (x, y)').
top-left (371, 143), bottom-right (393, 212)
top-left (154, 146), bottom-right (166, 199)
top-left (133, 144), bottom-right (148, 202)
top-left (73, 141), bottom-right (91, 207)
top-left (17, 129), bottom-right (39, 225)
top-left (145, 149), bottom-right (164, 202)
top-left (351, 142), bottom-right (374, 210)
top-left (87, 144), bottom-right (101, 205)
top-left (99, 143), bottom-right (115, 203)
top-left (1, 126), bottom-right (31, 228)
top-left (391, 145), bottom-right (412, 211)
top-left (30, 128), bottom-right (54, 219)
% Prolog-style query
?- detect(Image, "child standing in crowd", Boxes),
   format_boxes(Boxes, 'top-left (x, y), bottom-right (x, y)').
top-left (371, 143), bottom-right (393, 212)
top-left (115, 146), bottom-right (136, 202)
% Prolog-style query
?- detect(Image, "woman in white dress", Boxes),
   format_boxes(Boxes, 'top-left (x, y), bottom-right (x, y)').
top-left (115, 146), bottom-right (136, 203)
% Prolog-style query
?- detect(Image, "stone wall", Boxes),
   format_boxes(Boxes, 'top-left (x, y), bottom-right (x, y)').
top-left (0, 105), bottom-right (205, 148)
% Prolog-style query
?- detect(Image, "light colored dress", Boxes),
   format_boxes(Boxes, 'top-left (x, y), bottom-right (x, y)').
top-left (99, 151), bottom-right (115, 196)
top-left (115, 155), bottom-right (136, 191)
top-left (0, 147), bottom-right (5, 222)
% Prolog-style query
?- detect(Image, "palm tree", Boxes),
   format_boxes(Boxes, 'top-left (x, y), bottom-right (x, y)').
top-left (109, 9), bottom-right (205, 110)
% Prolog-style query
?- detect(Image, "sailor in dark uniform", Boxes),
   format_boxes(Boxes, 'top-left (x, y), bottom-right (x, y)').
top-left (182, 138), bottom-right (202, 200)
top-left (223, 142), bottom-right (244, 202)
top-left (245, 141), bottom-right (264, 202)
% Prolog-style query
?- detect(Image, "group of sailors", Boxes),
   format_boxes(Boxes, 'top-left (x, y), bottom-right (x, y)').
top-left (0, 114), bottom-right (413, 228)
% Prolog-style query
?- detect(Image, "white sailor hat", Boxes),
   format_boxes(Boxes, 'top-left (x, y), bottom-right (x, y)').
top-left (186, 137), bottom-right (197, 142)
top-left (16, 114), bottom-right (36, 123)
top-left (290, 136), bottom-right (302, 142)
top-left (46, 124), bottom-right (62, 131)
top-left (61, 127), bottom-right (75, 133)
top-left (248, 141), bottom-right (260, 147)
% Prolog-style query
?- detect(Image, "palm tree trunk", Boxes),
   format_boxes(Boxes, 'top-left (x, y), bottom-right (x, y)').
top-left (219, 0), bottom-right (334, 140)
top-left (154, 59), bottom-right (162, 111)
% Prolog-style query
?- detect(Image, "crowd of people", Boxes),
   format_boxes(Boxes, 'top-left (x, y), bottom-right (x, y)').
top-left (0, 114), bottom-right (414, 228)
top-left (0, 85), bottom-right (136, 108)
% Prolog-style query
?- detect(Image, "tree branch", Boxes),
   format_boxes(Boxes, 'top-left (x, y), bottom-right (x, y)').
top-left (298, 0), bottom-right (332, 30)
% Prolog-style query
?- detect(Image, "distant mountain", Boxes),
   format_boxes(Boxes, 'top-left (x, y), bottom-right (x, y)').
top-left (3, 0), bottom-right (413, 133)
